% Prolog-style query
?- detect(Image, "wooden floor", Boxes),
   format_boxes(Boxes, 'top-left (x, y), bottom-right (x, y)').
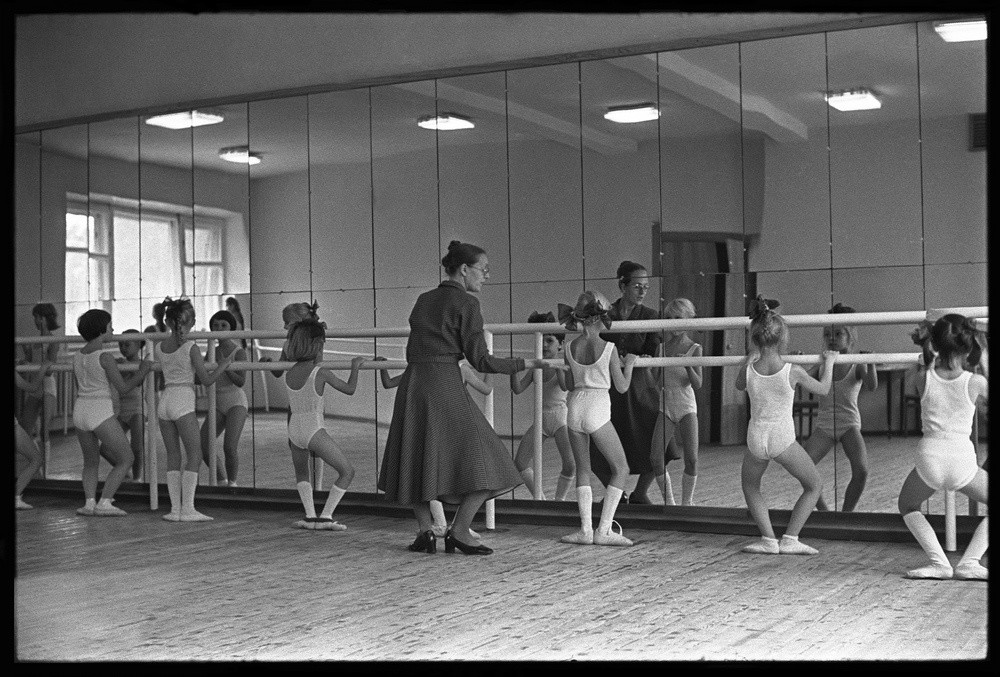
top-left (14, 493), bottom-right (989, 662)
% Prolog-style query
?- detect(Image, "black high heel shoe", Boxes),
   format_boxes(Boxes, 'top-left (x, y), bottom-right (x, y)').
top-left (408, 529), bottom-right (436, 554)
top-left (444, 528), bottom-right (493, 555)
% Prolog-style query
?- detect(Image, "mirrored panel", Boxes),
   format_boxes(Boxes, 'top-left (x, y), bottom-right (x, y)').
top-left (504, 279), bottom-right (582, 501)
top-left (917, 20), bottom-right (987, 266)
top-left (371, 80), bottom-right (439, 290)
top-left (828, 24), bottom-right (922, 269)
top-left (248, 97), bottom-right (310, 297)
top-left (308, 89), bottom-right (374, 292)
top-left (659, 44), bottom-right (742, 239)
top-left (648, 271), bottom-right (741, 508)
top-left (36, 125), bottom-right (88, 481)
top-left (830, 265), bottom-right (925, 512)
top-left (581, 54), bottom-right (659, 287)
top-left (507, 63), bottom-right (583, 284)
top-left (437, 71), bottom-right (510, 285)
top-left (15, 132), bottom-right (41, 332)
top-left (741, 33), bottom-right (830, 272)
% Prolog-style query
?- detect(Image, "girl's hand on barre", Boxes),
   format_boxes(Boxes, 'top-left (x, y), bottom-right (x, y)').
top-left (350, 356), bottom-right (366, 369)
top-left (821, 350), bottom-right (838, 363)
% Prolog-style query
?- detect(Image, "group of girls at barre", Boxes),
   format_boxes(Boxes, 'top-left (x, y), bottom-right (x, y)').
top-left (13, 242), bottom-right (987, 579)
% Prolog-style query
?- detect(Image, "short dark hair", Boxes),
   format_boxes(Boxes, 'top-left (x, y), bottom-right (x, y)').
top-left (32, 303), bottom-right (60, 331)
top-left (78, 309), bottom-right (112, 341)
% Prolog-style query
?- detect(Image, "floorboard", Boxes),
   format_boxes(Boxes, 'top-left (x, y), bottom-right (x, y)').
top-left (14, 494), bottom-right (988, 662)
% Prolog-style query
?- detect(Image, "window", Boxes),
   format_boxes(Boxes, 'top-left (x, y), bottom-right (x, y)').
top-left (65, 197), bottom-right (226, 334)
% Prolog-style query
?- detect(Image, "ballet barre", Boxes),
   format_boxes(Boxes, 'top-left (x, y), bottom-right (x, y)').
top-left (15, 305), bottom-right (987, 525)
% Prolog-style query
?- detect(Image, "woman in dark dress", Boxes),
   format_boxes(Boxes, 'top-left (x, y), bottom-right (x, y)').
top-left (378, 241), bottom-right (543, 556)
top-left (591, 260), bottom-right (678, 503)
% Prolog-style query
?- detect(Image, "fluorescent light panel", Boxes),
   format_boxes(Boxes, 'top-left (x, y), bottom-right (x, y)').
top-left (825, 89), bottom-right (881, 112)
top-left (146, 110), bottom-right (224, 129)
top-left (417, 114), bottom-right (474, 130)
top-left (219, 146), bottom-right (261, 165)
top-left (933, 19), bottom-right (987, 42)
top-left (604, 104), bottom-right (660, 123)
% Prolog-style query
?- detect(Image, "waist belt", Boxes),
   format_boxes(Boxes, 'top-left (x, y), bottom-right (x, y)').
top-left (406, 355), bottom-right (460, 364)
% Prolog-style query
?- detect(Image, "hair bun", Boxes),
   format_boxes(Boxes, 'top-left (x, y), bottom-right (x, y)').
top-left (448, 240), bottom-right (462, 249)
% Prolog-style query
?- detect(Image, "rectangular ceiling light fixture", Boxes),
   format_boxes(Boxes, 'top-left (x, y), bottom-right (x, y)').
top-left (417, 114), bottom-right (474, 130)
top-left (933, 19), bottom-right (987, 42)
top-left (604, 104), bottom-right (660, 123)
top-left (145, 110), bottom-right (225, 129)
top-left (825, 89), bottom-right (881, 112)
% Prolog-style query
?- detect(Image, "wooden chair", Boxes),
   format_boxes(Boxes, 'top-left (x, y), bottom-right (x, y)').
top-left (793, 384), bottom-right (818, 440)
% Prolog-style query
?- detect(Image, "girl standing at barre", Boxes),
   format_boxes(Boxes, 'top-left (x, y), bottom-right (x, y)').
top-left (735, 296), bottom-right (836, 555)
top-left (898, 314), bottom-right (988, 580)
top-left (558, 291), bottom-right (637, 547)
top-left (73, 310), bottom-right (153, 516)
top-left (509, 311), bottom-right (574, 501)
top-left (200, 310), bottom-right (248, 487)
top-left (652, 298), bottom-right (703, 506)
top-left (155, 297), bottom-right (234, 522)
top-left (284, 318), bottom-right (365, 531)
top-left (801, 303), bottom-right (878, 512)
top-left (15, 361), bottom-right (52, 509)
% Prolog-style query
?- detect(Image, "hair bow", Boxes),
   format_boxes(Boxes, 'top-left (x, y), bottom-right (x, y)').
top-left (528, 310), bottom-right (556, 324)
top-left (558, 302), bottom-right (611, 331)
top-left (748, 295), bottom-right (780, 321)
top-left (829, 302), bottom-right (856, 314)
top-left (910, 320), bottom-right (933, 346)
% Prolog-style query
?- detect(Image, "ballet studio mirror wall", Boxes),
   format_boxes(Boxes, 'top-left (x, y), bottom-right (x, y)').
top-left (15, 20), bottom-right (985, 514)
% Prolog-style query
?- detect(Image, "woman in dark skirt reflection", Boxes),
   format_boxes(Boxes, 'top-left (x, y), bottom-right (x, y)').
top-left (377, 241), bottom-right (544, 556)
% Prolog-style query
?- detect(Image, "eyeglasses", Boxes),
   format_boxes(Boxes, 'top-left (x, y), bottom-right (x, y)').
top-left (630, 284), bottom-right (650, 292)
top-left (469, 264), bottom-right (490, 275)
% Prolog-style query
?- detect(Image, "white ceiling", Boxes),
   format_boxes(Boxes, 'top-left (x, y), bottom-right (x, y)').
top-left (16, 11), bottom-right (983, 178)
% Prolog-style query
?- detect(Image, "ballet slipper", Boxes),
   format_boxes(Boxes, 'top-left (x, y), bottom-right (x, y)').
top-left (742, 537), bottom-right (779, 554)
top-left (593, 521), bottom-right (633, 547)
top-left (560, 529), bottom-right (594, 545)
top-left (179, 508), bottom-right (214, 522)
top-left (905, 564), bottom-right (953, 580)
top-left (311, 517), bottom-right (347, 531)
top-left (779, 535), bottom-right (818, 555)
top-left (952, 561), bottom-right (987, 581)
top-left (94, 501), bottom-right (128, 517)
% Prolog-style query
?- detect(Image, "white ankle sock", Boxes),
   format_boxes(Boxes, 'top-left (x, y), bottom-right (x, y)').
top-left (296, 481), bottom-right (316, 518)
top-left (598, 486), bottom-right (624, 534)
top-left (576, 485), bottom-right (594, 533)
top-left (320, 485), bottom-right (347, 519)
top-left (958, 516), bottom-right (989, 568)
top-left (902, 511), bottom-right (951, 569)
top-left (682, 473), bottom-right (697, 506)
top-left (656, 472), bottom-right (675, 505)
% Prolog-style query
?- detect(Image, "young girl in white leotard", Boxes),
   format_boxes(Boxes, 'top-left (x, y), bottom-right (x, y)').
top-left (735, 296), bottom-right (836, 555)
top-left (284, 318), bottom-right (365, 531)
top-left (200, 310), bottom-right (248, 487)
top-left (73, 309), bottom-right (153, 516)
top-left (510, 311), bottom-right (574, 501)
top-left (155, 297), bottom-right (235, 522)
top-left (652, 298), bottom-right (703, 506)
top-left (558, 291), bottom-right (637, 547)
top-left (801, 303), bottom-right (878, 512)
top-left (15, 362), bottom-right (52, 509)
top-left (898, 313), bottom-right (988, 580)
